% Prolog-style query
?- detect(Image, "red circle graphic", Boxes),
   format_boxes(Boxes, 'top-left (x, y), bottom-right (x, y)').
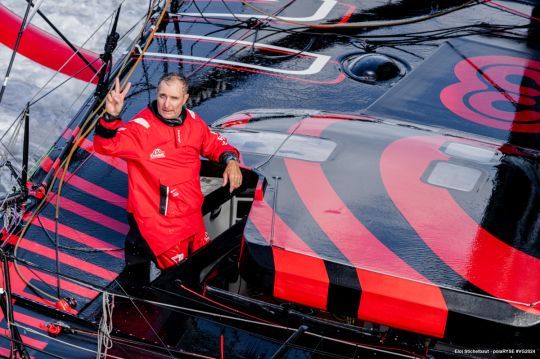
top-left (440, 55), bottom-right (540, 133)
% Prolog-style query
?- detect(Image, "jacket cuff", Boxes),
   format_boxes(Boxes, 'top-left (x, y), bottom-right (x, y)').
top-left (220, 151), bottom-right (240, 165)
top-left (95, 118), bottom-right (123, 138)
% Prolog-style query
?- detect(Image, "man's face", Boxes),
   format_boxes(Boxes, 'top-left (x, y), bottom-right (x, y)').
top-left (156, 79), bottom-right (189, 119)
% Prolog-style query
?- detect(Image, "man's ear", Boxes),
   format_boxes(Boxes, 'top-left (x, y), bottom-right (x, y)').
top-left (182, 93), bottom-right (190, 106)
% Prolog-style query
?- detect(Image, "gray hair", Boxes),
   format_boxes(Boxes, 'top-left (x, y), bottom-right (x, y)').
top-left (158, 73), bottom-right (189, 93)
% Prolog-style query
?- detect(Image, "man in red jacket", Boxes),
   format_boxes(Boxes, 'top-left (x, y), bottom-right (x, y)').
top-left (94, 74), bottom-right (242, 285)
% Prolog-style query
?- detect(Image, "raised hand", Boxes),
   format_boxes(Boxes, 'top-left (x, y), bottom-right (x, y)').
top-left (105, 78), bottom-right (131, 116)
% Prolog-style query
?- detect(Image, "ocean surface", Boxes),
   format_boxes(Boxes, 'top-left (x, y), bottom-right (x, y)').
top-left (0, 0), bottom-right (147, 193)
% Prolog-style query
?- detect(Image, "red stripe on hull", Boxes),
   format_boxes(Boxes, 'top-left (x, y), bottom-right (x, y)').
top-left (0, 5), bottom-right (101, 83)
top-left (40, 157), bottom-right (126, 209)
top-left (380, 136), bottom-right (540, 314)
top-left (19, 238), bottom-right (118, 281)
top-left (7, 263), bottom-right (56, 306)
top-left (284, 159), bottom-right (448, 337)
top-left (248, 200), bottom-right (329, 310)
top-left (357, 269), bottom-right (448, 338)
top-left (63, 129), bottom-right (128, 174)
top-left (294, 117), bottom-right (341, 137)
top-left (272, 247), bottom-right (330, 310)
top-left (35, 216), bottom-right (124, 259)
top-left (12, 263), bottom-right (98, 300)
top-left (284, 159), bottom-right (428, 280)
top-left (5, 262), bottom-right (98, 312)
top-left (45, 193), bottom-right (129, 235)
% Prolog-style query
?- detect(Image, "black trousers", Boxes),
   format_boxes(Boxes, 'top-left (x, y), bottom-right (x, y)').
top-left (117, 214), bottom-right (155, 289)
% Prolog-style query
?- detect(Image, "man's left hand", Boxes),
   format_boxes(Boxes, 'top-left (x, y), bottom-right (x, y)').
top-left (222, 160), bottom-right (242, 193)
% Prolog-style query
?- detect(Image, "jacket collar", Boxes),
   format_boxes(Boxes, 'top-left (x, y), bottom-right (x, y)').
top-left (150, 100), bottom-right (187, 127)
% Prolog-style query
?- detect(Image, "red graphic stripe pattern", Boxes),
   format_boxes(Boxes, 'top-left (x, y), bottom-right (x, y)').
top-left (248, 199), bottom-right (329, 310)
top-left (380, 135), bottom-right (540, 314)
top-left (40, 157), bottom-right (126, 209)
top-left (34, 216), bottom-right (123, 259)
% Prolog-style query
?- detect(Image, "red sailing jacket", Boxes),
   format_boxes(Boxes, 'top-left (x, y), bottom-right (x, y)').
top-left (93, 106), bottom-right (239, 256)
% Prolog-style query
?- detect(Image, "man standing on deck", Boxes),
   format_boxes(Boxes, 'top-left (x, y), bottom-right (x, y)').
top-left (93, 74), bottom-right (242, 286)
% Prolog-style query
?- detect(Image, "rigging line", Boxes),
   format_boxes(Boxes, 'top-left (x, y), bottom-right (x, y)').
top-left (219, 0), bottom-right (249, 24)
top-left (190, 26), bottom-right (244, 60)
top-left (24, 0), bottom-right (100, 75)
top-left (222, 0), bottom-right (297, 58)
top-left (97, 291), bottom-right (115, 359)
top-left (27, 0), bottom-right (130, 105)
top-left (10, 255), bottom-right (112, 294)
top-left (0, 333), bottom-right (64, 359)
top-left (178, 284), bottom-right (274, 324)
top-left (35, 214), bottom-right (121, 252)
top-left (7, 266), bottom-right (415, 359)
top-left (184, 1), bottom-right (248, 57)
top-left (11, 323), bottom-right (125, 359)
top-left (383, 45), bottom-right (425, 60)
top-left (110, 340), bottom-right (215, 359)
top-left (6, 113), bottom-right (24, 152)
top-left (0, 109), bottom-right (24, 143)
top-left (238, 0), bottom-right (481, 29)
top-left (308, 335), bottom-right (324, 359)
top-left (113, 280), bottom-right (177, 359)
top-left (0, 133), bottom-right (20, 166)
top-left (32, 0), bottom-right (148, 110)
top-left (191, 0), bottom-right (212, 24)
top-left (24, 0), bottom-right (45, 29)
top-left (359, 24), bottom-right (528, 45)
top-left (107, 292), bottom-right (421, 359)
top-left (0, 209), bottom-right (23, 249)
top-left (261, 22), bottom-right (528, 42)
top-left (227, 30), bottom-right (316, 60)
top-left (29, 59), bottom-right (106, 107)
top-left (483, 0), bottom-right (540, 22)
top-left (0, 0), bottom-right (33, 106)
top-left (13, 246), bottom-right (59, 295)
top-left (255, 119), bottom-right (303, 171)
top-left (30, 7), bottom-right (148, 108)
top-left (74, 324), bottom-right (377, 359)
top-left (11, 91), bottom-right (110, 301)
top-left (185, 0), bottom-right (296, 78)
top-left (70, 325), bottom-right (217, 359)
top-left (371, 27), bottom-right (528, 45)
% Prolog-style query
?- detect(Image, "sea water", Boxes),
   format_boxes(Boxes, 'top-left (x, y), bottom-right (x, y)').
top-left (0, 0), bottom-right (147, 193)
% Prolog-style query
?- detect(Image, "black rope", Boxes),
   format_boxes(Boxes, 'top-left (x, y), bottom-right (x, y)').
top-left (23, 0), bottom-right (100, 75)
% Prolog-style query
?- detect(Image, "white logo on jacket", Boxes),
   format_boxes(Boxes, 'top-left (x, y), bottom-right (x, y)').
top-left (150, 148), bottom-right (166, 159)
top-left (211, 131), bottom-right (228, 146)
top-left (171, 253), bottom-right (184, 263)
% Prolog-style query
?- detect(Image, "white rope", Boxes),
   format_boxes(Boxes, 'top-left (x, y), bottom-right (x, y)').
top-left (11, 322), bottom-right (125, 359)
top-left (25, 0), bottom-right (46, 29)
top-left (97, 291), bottom-right (115, 359)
